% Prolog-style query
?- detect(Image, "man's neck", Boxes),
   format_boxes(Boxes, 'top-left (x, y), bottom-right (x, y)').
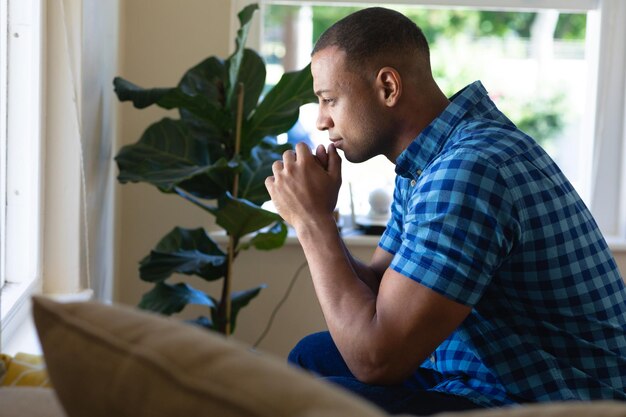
top-left (387, 87), bottom-right (450, 164)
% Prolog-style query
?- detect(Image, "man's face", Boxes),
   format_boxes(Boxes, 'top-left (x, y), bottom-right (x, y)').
top-left (311, 47), bottom-right (391, 163)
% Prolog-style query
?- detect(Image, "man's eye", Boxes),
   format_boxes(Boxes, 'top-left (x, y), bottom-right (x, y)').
top-left (322, 98), bottom-right (335, 104)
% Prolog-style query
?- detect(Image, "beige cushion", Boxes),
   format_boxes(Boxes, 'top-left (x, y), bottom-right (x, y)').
top-left (32, 296), bottom-right (386, 417)
top-left (0, 387), bottom-right (66, 417)
top-left (435, 401), bottom-right (626, 417)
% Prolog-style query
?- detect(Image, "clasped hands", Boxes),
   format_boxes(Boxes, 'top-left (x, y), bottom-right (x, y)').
top-left (265, 142), bottom-right (342, 230)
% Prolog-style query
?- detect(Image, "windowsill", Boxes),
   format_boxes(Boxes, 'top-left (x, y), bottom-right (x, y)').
top-left (211, 227), bottom-right (382, 247)
top-left (1, 283), bottom-right (94, 354)
top-left (605, 237), bottom-right (626, 253)
top-left (212, 227), bottom-right (626, 251)
top-left (291, 227), bottom-right (382, 247)
top-left (0, 278), bottom-right (41, 353)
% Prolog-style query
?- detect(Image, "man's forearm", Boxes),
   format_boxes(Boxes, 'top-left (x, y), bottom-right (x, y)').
top-left (295, 215), bottom-right (383, 374)
top-left (296, 216), bottom-right (377, 309)
top-left (339, 238), bottom-right (382, 294)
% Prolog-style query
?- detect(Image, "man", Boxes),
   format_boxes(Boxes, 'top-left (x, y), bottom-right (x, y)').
top-left (265, 7), bottom-right (626, 416)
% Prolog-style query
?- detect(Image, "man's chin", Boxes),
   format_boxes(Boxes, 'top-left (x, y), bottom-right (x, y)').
top-left (342, 149), bottom-right (376, 164)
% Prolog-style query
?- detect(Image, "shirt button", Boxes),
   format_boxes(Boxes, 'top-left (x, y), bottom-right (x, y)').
top-left (430, 355), bottom-right (436, 364)
top-left (410, 179), bottom-right (417, 187)
top-left (416, 169), bottom-right (422, 176)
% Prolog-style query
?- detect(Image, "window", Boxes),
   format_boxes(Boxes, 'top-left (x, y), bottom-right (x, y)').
top-left (1, 0), bottom-right (98, 351)
top-left (236, 0), bottom-right (626, 240)
top-left (0, 0), bottom-right (44, 349)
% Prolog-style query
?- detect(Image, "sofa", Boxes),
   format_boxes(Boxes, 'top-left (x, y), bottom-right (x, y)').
top-left (1, 297), bottom-right (625, 417)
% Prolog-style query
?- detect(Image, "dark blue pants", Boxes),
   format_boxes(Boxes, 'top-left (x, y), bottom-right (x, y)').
top-left (288, 331), bottom-right (484, 415)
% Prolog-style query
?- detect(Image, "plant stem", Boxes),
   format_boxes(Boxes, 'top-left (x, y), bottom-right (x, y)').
top-left (223, 82), bottom-right (245, 336)
top-left (232, 83), bottom-right (243, 198)
top-left (223, 237), bottom-right (235, 336)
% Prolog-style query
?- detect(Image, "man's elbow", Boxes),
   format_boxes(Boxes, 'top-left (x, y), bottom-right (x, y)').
top-left (348, 355), bottom-right (410, 385)
top-left (354, 370), bottom-right (396, 385)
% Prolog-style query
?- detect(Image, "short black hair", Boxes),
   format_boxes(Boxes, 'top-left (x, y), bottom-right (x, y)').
top-left (312, 7), bottom-right (430, 70)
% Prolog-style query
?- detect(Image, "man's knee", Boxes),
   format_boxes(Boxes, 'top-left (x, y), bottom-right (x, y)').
top-left (288, 331), bottom-right (335, 367)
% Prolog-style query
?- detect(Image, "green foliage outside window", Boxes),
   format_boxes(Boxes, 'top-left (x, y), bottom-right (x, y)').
top-left (308, 7), bottom-right (585, 45)
top-left (263, 4), bottom-right (585, 149)
top-left (309, 6), bottom-right (582, 146)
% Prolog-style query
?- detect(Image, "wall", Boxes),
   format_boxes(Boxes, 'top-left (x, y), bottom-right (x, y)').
top-left (228, 240), bottom-right (378, 357)
top-left (115, 0), bottom-right (233, 318)
top-left (615, 251), bottom-right (626, 280)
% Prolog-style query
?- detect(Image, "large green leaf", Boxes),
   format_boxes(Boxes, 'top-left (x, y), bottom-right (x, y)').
top-left (178, 157), bottom-right (239, 200)
top-left (113, 77), bottom-right (172, 108)
top-left (139, 282), bottom-right (216, 315)
top-left (171, 137), bottom-right (288, 203)
top-left (115, 118), bottom-right (227, 196)
top-left (229, 49), bottom-right (266, 120)
top-left (178, 56), bottom-right (227, 105)
top-left (238, 221), bottom-right (288, 251)
top-left (258, 136), bottom-right (293, 154)
top-left (212, 193), bottom-right (282, 238)
top-left (226, 3), bottom-right (259, 109)
top-left (114, 77), bottom-right (223, 125)
top-left (115, 56), bottom-right (231, 134)
top-left (174, 190), bottom-right (281, 239)
top-left (139, 227), bottom-right (227, 282)
top-left (177, 56), bottom-right (231, 133)
top-left (212, 285), bottom-right (266, 333)
top-left (116, 118), bottom-right (207, 188)
top-left (238, 146), bottom-right (283, 204)
top-left (242, 64), bottom-right (316, 154)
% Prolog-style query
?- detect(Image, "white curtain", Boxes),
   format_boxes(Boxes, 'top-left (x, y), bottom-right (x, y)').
top-left (44, 0), bottom-right (119, 300)
top-left (589, 0), bottom-right (626, 238)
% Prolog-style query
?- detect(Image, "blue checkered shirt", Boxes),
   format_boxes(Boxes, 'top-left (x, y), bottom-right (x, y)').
top-left (379, 81), bottom-right (626, 408)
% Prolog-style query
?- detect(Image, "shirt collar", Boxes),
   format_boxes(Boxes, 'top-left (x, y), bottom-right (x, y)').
top-left (395, 81), bottom-right (489, 179)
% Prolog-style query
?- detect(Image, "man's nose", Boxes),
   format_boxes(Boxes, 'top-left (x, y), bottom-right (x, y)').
top-left (316, 110), bottom-right (334, 131)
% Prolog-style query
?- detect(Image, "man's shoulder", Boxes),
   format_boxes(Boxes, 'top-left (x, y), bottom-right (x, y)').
top-left (441, 118), bottom-right (539, 168)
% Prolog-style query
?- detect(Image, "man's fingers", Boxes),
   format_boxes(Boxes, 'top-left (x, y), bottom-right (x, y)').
top-left (283, 149), bottom-right (296, 166)
top-left (264, 175), bottom-right (275, 192)
top-left (295, 142), bottom-right (313, 161)
top-left (272, 160), bottom-right (284, 175)
top-left (327, 143), bottom-right (342, 178)
top-left (315, 144), bottom-right (329, 170)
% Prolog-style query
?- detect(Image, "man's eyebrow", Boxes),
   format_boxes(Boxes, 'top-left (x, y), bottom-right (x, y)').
top-left (315, 89), bottom-right (331, 97)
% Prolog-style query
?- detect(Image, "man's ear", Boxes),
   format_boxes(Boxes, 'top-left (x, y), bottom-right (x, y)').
top-left (376, 67), bottom-right (402, 107)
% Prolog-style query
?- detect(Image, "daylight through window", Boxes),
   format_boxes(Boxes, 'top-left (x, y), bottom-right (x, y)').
top-left (260, 3), bottom-right (594, 225)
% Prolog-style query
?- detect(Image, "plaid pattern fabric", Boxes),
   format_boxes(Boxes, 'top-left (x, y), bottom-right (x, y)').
top-left (379, 81), bottom-right (626, 408)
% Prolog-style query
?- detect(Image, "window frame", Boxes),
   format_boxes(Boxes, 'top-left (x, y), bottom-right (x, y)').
top-left (241, 0), bottom-right (600, 13)
top-left (586, 0), bottom-right (626, 241)
top-left (234, 0), bottom-right (626, 242)
top-left (4, 0), bottom-right (44, 286)
top-left (1, 0), bottom-right (8, 289)
top-left (0, 0), bottom-right (44, 350)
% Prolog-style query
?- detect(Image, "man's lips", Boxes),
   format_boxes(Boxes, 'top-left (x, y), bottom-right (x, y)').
top-left (329, 138), bottom-right (343, 148)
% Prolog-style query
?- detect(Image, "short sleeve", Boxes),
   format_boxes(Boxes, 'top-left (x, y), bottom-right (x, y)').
top-left (378, 176), bottom-right (408, 255)
top-left (389, 154), bottom-right (519, 306)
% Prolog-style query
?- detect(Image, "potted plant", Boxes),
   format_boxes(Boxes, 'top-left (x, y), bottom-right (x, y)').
top-left (113, 3), bottom-right (315, 335)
